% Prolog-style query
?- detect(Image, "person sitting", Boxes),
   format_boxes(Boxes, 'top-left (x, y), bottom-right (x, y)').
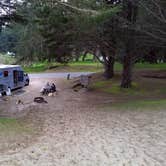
top-left (50, 83), bottom-right (56, 93)
top-left (40, 82), bottom-right (51, 95)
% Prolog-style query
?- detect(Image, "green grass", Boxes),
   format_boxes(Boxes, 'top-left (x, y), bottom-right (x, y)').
top-left (90, 72), bottom-right (166, 99)
top-left (111, 99), bottom-right (166, 110)
top-left (92, 80), bottom-right (143, 96)
top-left (103, 82), bottom-right (141, 95)
top-left (23, 61), bottom-right (64, 73)
top-left (0, 118), bottom-right (32, 134)
top-left (135, 63), bottom-right (166, 70)
top-left (23, 61), bottom-right (117, 73)
top-left (1, 52), bottom-right (165, 73)
top-left (78, 53), bottom-right (94, 61)
top-left (23, 65), bottom-right (47, 73)
top-left (67, 62), bottom-right (166, 71)
top-left (23, 61), bottom-right (166, 73)
top-left (23, 61), bottom-right (103, 73)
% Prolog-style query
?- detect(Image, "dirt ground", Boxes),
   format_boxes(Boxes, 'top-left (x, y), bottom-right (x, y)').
top-left (0, 77), bottom-right (166, 166)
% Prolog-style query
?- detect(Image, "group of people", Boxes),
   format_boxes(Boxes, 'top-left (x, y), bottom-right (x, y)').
top-left (40, 82), bottom-right (56, 95)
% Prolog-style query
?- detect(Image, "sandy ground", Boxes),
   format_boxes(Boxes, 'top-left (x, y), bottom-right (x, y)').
top-left (0, 78), bottom-right (166, 166)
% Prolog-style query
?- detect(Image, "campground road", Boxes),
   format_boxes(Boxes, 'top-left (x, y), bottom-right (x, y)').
top-left (29, 72), bottom-right (93, 79)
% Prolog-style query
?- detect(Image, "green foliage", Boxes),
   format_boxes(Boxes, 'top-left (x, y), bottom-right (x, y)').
top-left (14, 23), bottom-right (44, 62)
top-left (0, 53), bottom-right (16, 64)
top-left (1, 0), bottom-right (166, 92)
top-left (33, 2), bottom-right (77, 63)
top-left (93, 5), bottom-right (122, 24)
top-left (0, 28), bottom-right (18, 53)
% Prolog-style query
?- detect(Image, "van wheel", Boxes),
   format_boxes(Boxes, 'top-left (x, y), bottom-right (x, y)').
top-left (26, 79), bottom-right (29, 86)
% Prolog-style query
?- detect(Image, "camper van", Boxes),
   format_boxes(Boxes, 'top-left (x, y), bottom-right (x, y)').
top-left (0, 65), bottom-right (27, 95)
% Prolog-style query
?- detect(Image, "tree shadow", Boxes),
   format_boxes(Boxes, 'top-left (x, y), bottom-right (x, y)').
top-left (12, 88), bottom-right (27, 96)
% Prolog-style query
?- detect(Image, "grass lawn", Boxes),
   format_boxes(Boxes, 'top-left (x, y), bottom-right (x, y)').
top-left (90, 72), bottom-right (166, 111)
top-left (91, 74), bottom-right (166, 96)
top-left (0, 53), bottom-right (165, 73)
top-left (0, 118), bottom-right (31, 134)
top-left (112, 99), bottom-right (166, 110)
top-left (23, 61), bottom-right (166, 73)
top-left (23, 61), bottom-right (103, 73)
top-left (100, 99), bottom-right (166, 113)
top-left (135, 63), bottom-right (166, 70)
top-left (0, 117), bottom-right (37, 153)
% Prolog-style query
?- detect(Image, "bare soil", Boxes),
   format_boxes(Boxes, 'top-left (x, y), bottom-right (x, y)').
top-left (0, 77), bottom-right (166, 166)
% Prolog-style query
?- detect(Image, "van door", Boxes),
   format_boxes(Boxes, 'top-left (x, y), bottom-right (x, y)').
top-left (13, 70), bottom-right (18, 86)
top-left (18, 71), bottom-right (24, 82)
top-left (13, 70), bottom-right (24, 87)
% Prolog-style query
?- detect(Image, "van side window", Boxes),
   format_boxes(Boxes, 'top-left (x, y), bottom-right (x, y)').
top-left (4, 71), bottom-right (8, 77)
top-left (0, 84), bottom-right (3, 91)
top-left (18, 71), bottom-right (24, 81)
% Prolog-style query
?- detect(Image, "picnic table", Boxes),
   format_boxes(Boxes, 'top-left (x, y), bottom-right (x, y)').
top-left (80, 75), bottom-right (91, 88)
top-left (72, 75), bottom-right (91, 91)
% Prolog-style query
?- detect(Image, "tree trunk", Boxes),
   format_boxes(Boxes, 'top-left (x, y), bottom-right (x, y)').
top-left (121, 52), bottom-right (132, 88)
top-left (104, 56), bottom-right (115, 79)
top-left (120, 0), bottom-right (138, 88)
top-left (93, 54), bottom-right (97, 62)
top-left (48, 57), bottom-right (51, 62)
top-left (164, 54), bottom-right (166, 63)
top-left (82, 51), bottom-right (88, 61)
top-left (75, 56), bottom-right (79, 62)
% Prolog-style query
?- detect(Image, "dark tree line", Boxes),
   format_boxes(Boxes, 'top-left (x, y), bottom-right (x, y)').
top-left (0, 0), bottom-right (166, 88)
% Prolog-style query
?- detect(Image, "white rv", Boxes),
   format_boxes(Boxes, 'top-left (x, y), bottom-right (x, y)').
top-left (0, 65), bottom-right (25, 94)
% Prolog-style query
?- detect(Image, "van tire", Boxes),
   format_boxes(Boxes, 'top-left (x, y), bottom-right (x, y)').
top-left (26, 79), bottom-right (29, 86)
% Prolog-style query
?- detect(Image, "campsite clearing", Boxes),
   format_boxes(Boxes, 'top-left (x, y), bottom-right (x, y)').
top-left (0, 72), bottom-right (166, 166)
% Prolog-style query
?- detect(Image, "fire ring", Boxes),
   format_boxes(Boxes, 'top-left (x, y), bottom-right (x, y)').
top-left (34, 97), bottom-right (47, 103)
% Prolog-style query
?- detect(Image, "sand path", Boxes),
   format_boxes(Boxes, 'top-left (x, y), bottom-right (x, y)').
top-left (0, 78), bottom-right (165, 166)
